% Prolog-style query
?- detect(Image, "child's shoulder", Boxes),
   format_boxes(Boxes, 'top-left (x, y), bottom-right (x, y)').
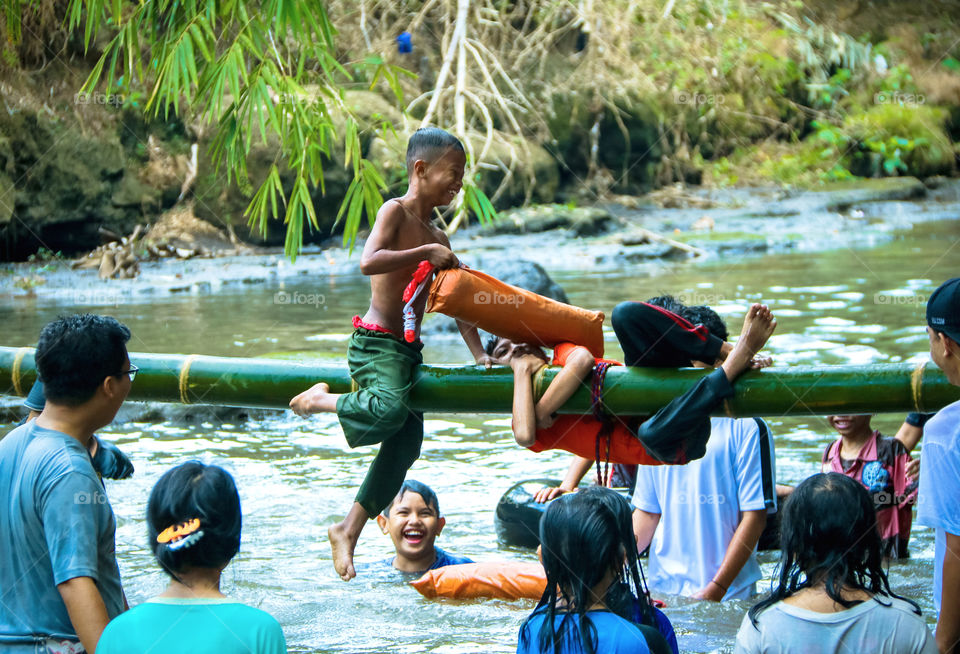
top-left (875, 433), bottom-right (909, 460)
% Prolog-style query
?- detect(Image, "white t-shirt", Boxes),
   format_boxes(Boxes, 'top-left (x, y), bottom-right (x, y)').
top-left (733, 596), bottom-right (937, 654)
top-left (916, 399), bottom-right (960, 613)
top-left (632, 417), bottom-right (776, 600)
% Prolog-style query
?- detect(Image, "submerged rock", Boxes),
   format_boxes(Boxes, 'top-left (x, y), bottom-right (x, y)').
top-left (483, 205), bottom-right (615, 236)
top-left (816, 177), bottom-right (927, 211)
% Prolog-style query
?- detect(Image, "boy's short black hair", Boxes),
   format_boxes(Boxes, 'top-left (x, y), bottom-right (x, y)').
top-left (683, 304), bottom-right (729, 342)
top-left (382, 479), bottom-right (440, 517)
top-left (646, 294), bottom-right (728, 341)
top-left (35, 314), bottom-right (131, 405)
top-left (483, 334), bottom-right (499, 357)
top-left (406, 127), bottom-right (465, 175)
top-left (644, 294), bottom-right (687, 316)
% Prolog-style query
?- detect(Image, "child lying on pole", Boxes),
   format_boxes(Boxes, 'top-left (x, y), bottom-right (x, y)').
top-left (490, 298), bottom-right (776, 468)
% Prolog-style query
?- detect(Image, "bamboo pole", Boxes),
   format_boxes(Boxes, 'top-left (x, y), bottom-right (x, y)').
top-left (1, 346), bottom-right (956, 416)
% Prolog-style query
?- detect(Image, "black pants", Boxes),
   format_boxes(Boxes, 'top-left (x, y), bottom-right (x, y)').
top-left (611, 301), bottom-right (733, 463)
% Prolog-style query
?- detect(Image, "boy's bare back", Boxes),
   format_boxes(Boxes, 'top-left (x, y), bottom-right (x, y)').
top-left (359, 199), bottom-right (457, 335)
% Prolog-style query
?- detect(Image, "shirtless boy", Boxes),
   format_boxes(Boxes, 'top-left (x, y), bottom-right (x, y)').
top-left (289, 127), bottom-right (493, 581)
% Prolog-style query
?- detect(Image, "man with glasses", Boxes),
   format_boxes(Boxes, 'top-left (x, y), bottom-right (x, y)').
top-left (0, 315), bottom-right (133, 653)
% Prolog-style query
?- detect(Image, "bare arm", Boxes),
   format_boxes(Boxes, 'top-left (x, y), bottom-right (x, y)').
top-left (57, 576), bottom-right (110, 653)
top-left (694, 509), bottom-right (767, 601)
top-left (633, 508), bottom-right (662, 553)
top-left (533, 456), bottom-right (594, 503)
top-left (533, 347), bottom-right (595, 429)
top-left (937, 531), bottom-right (960, 654)
top-left (456, 319), bottom-right (495, 367)
top-left (359, 206), bottom-right (456, 275)
top-left (894, 421), bottom-right (924, 453)
top-left (510, 356), bottom-right (543, 447)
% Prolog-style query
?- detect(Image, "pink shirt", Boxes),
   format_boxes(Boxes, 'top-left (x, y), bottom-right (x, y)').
top-left (822, 431), bottom-right (917, 558)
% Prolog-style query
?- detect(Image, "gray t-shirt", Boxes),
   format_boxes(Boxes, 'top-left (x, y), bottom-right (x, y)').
top-left (734, 596), bottom-right (936, 654)
top-left (0, 422), bottom-right (124, 644)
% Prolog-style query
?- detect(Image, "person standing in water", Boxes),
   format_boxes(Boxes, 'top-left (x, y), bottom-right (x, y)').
top-left (735, 473), bottom-right (935, 654)
top-left (96, 462), bottom-right (286, 653)
top-left (917, 277), bottom-right (960, 654)
top-left (288, 127), bottom-right (493, 581)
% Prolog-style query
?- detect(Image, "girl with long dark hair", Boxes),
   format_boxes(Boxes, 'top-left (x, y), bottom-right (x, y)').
top-left (96, 462), bottom-right (286, 653)
top-left (735, 472), bottom-right (935, 653)
top-left (518, 486), bottom-right (675, 654)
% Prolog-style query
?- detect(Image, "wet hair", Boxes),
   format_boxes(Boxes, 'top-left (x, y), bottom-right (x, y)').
top-left (405, 127), bottom-right (465, 175)
top-left (521, 486), bottom-right (656, 654)
top-left (645, 294), bottom-right (728, 342)
top-left (382, 479), bottom-right (440, 517)
top-left (748, 472), bottom-right (920, 626)
top-left (644, 294), bottom-right (686, 316)
top-left (147, 461), bottom-right (242, 576)
top-left (683, 304), bottom-right (728, 341)
top-left (35, 314), bottom-right (131, 405)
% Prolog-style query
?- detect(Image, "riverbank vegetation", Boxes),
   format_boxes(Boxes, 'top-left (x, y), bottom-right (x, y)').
top-left (0, 0), bottom-right (958, 259)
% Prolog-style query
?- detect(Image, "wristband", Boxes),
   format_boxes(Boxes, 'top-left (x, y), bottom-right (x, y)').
top-left (905, 412), bottom-right (935, 428)
top-left (710, 579), bottom-right (728, 593)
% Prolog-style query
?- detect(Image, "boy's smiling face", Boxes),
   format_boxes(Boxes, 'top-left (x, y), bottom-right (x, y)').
top-left (416, 149), bottom-right (465, 207)
top-left (376, 490), bottom-right (445, 571)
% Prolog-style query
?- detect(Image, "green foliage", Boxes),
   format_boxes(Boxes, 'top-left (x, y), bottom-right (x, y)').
top-left (59, 0), bottom-right (478, 260)
top-left (842, 104), bottom-right (953, 178)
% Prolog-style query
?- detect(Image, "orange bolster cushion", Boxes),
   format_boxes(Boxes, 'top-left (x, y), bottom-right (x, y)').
top-left (410, 561), bottom-right (547, 600)
top-left (427, 267), bottom-right (605, 357)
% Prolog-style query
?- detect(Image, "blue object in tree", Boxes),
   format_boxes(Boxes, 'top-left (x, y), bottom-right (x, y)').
top-left (397, 31), bottom-right (413, 54)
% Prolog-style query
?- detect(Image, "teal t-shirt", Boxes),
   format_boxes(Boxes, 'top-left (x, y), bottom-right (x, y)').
top-left (96, 597), bottom-right (286, 654)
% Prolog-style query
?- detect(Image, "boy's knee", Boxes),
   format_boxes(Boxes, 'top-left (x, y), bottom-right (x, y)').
top-left (373, 398), bottom-right (411, 431)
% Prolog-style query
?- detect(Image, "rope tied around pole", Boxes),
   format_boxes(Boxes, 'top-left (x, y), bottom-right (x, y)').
top-left (911, 361), bottom-right (926, 411)
top-left (179, 355), bottom-right (197, 405)
top-left (591, 361), bottom-right (615, 486)
top-left (11, 347), bottom-right (29, 397)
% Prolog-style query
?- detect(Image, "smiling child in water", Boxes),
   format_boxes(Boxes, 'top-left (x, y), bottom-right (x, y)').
top-left (369, 480), bottom-right (473, 575)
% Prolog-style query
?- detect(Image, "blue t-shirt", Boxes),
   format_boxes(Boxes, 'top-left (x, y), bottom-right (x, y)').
top-left (917, 399), bottom-right (960, 612)
top-left (96, 597), bottom-right (286, 654)
top-left (0, 422), bottom-right (124, 644)
top-left (518, 610), bottom-right (652, 654)
top-left (360, 546), bottom-right (474, 576)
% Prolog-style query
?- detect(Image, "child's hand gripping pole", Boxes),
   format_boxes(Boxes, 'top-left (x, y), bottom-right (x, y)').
top-left (401, 261), bottom-right (436, 343)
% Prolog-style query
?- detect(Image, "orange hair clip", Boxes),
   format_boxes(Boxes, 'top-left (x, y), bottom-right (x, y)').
top-left (156, 518), bottom-right (202, 544)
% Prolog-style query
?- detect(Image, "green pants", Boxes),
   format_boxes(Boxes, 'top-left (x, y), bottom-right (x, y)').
top-left (336, 328), bottom-right (424, 516)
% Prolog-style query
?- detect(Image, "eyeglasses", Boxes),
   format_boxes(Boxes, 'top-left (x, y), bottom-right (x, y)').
top-left (117, 364), bottom-right (139, 382)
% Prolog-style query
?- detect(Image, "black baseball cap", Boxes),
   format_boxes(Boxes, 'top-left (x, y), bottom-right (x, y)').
top-left (927, 277), bottom-right (960, 344)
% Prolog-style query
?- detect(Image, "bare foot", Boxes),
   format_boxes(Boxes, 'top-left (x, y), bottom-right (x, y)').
top-left (328, 521), bottom-right (359, 581)
top-left (721, 304), bottom-right (776, 382)
top-left (289, 382), bottom-right (338, 416)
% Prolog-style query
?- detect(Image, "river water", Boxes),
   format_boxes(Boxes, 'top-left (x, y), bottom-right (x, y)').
top-left (1, 217), bottom-right (958, 653)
